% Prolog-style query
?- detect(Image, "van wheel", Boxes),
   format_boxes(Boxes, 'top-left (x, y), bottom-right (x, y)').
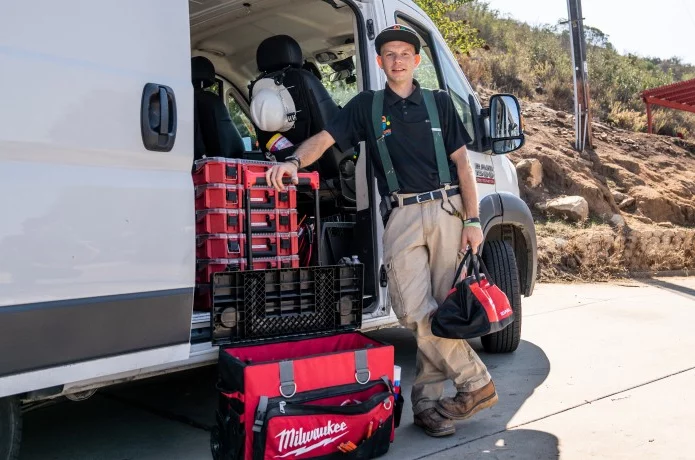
top-left (480, 240), bottom-right (522, 354)
top-left (0, 397), bottom-right (22, 460)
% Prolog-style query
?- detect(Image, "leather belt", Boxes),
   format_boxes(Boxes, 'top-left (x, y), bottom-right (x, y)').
top-left (391, 187), bottom-right (460, 208)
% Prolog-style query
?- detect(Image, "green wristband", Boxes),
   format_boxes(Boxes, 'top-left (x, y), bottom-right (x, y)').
top-left (464, 221), bottom-right (481, 228)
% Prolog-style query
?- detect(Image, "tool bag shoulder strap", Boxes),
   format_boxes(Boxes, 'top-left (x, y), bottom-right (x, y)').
top-left (370, 88), bottom-right (451, 195)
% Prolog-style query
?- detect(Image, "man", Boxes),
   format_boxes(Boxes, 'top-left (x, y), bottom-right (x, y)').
top-left (265, 25), bottom-right (497, 437)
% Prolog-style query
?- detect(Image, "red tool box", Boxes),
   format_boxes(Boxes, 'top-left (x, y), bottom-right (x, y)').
top-left (248, 232), bottom-right (299, 258)
top-left (247, 186), bottom-right (297, 210)
top-left (195, 184), bottom-right (242, 210)
top-left (193, 157), bottom-right (277, 186)
top-left (195, 185), bottom-right (297, 211)
top-left (196, 209), bottom-right (298, 235)
top-left (210, 266), bottom-right (402, 460)
top-left (197, 233), bottom-right (299, 260)
top-left (242, 167), bottom-right (320, 190)
top-left (196, 234), bottom-right (245, 260)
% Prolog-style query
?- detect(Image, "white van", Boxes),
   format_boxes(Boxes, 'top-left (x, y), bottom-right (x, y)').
top-left (0, 0), bottom-right (536, 457)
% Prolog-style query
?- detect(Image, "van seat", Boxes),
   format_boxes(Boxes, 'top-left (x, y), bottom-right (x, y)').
top-left (192, 56), bottom-right (246, 161)
top-left (250, 35), bottom-right (356, 203)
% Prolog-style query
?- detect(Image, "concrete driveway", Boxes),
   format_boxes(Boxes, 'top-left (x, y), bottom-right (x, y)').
top-left (19, 277), bottom-right (695, 459)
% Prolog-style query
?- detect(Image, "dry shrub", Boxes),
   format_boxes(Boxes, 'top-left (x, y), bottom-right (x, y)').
top-left (459, 52), bottom-right (491, 88)
top-left (546, 80), bottom-right (574, 112)
top-left (536, 221), bottom-right (695, 282)
top-left (651, 109), bottom-right (695, 138)
top-left (606, 102), bottom-right (647, 132)
top-left (488, 54), bottom-right (534, 98)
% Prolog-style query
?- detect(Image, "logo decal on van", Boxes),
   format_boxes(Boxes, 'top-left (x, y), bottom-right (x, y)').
top-left (475, 163), bottom-right (495, 184)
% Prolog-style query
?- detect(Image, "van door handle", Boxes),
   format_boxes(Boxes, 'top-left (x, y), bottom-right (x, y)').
top-left (158, 87), bottom-right (169, 135)
top-left (141, 83), bottom-right (177, 151)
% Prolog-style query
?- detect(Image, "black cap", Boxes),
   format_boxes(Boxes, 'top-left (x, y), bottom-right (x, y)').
top-left (374, 24), bottom-right (421, 55)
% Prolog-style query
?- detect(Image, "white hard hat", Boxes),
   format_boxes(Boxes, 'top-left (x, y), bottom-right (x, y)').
top-left (250, 78), bottom-right (297, 133)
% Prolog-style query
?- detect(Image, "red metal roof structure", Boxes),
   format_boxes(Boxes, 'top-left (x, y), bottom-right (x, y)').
top-left (641, 78), bottom-right (695, 134)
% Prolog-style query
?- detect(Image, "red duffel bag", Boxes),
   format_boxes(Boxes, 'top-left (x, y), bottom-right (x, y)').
top-left (431, 249), bottom-right (514, 340)
top-left (209, 265), bottom-right (403, 460)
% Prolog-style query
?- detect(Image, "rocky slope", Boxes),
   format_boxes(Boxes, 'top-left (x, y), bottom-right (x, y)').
top-left (498, 95), bottom-right (695, 281)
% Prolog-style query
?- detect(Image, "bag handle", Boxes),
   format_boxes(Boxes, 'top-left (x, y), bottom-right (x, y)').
top-left (451, 251), bottom-right (469, 288)
top-left (279, 360), bottom-right (296, 398)
top-left (354, 350), bottom-right (370, 385)
top-left (469, 252), bottom-right (484, 285)
top-left (475, 255), bottom-right (494, 284)
top-left (451, 248), bottom-right (483, 288)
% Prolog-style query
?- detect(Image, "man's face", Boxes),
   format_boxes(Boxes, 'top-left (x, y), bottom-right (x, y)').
top-left (377, 41), bottom-right (421, 85)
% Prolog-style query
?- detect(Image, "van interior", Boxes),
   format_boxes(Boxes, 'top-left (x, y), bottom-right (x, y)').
top-left (187, 0), bottom-right (384, 324)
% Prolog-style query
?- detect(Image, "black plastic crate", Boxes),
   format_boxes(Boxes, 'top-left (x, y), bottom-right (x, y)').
top-left (211, 265), bottom-right (363, 345)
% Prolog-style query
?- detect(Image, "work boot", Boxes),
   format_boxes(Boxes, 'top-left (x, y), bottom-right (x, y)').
top-left (413, 408), bottom-right (456, 437)
top-left (436, 381), bottom-right (498, 420)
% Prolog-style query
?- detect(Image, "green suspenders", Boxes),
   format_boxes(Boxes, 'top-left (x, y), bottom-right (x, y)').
top-left (371, 90), bottom-right (400, 194)
top-left (422, 89), bottom-right (452, 188)
top-left (371, 88), bottom-right (451, 195)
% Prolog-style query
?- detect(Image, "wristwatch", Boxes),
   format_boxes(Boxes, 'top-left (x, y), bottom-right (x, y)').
top-left (285, 154), bottom-right (301, 169)
top-left (463, 217), bottom-right (481, 228)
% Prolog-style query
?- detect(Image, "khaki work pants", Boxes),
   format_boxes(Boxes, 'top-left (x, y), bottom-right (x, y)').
top-left (383, 193), bottom-right (491, 415)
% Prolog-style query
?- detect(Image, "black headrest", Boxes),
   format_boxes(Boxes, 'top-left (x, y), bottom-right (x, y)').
top-left (192, 56), bottom-right (215, 88)
top-left (302, 61), bottom-right (322, 80)
top-left (257, 35), bottom-right (303, 72)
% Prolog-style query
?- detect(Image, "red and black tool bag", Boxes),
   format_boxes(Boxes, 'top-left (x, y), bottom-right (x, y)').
top-left (431, 249), bottom-right (514, 340)
top-left (213, 333), bottom-right (398, 460)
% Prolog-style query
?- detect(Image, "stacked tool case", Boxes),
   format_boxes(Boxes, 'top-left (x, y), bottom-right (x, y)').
top-left (192, 157), bottom-right (319, 311)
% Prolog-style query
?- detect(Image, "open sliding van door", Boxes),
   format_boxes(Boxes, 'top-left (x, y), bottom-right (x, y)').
top-left (0, 0), bottom-right (194, 398)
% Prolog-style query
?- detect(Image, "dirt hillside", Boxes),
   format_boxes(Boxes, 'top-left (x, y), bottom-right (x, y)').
top-left (482, 90), bottom-right (695, 281)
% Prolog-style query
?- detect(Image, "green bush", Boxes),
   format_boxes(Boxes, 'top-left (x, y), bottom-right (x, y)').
top-left (414, 0), bottom-right (483, 54)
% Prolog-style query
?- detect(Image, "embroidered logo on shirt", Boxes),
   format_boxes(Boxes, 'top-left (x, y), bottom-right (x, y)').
top-left (381, 115), bottom-right (392, 137)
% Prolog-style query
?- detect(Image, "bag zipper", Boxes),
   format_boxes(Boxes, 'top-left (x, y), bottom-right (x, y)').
top-left (267, 378), bottom-right (391, 407)
top-left (253, 380), bottom-right (393, 460)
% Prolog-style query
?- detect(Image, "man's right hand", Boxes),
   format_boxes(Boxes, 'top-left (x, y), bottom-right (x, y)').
top-left (265, 161), bottom-right (298, 191)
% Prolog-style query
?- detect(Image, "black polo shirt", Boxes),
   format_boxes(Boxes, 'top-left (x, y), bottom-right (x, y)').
top-left (324, 80), bottom-right (472, 196)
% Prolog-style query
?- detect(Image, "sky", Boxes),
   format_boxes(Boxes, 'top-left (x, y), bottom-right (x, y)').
top-left (484, 0), bottom-right (695, 66)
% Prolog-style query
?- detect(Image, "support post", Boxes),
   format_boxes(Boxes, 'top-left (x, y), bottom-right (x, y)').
top-left (646, 102), bottom-right (653, 134)
top-left (566, 0), bottom-right (592, 151)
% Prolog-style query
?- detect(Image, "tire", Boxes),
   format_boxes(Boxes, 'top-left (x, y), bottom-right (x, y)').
top-left (480, 240), bottom-right (522, 354)
top-left (0, 397), bottom-right (22, 460)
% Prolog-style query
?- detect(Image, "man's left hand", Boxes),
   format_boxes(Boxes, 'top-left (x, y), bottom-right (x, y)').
top-left (461, 225), bottom-right (483, 254)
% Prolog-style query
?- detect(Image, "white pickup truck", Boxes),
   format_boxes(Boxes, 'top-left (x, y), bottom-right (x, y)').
top-left (0, 0), bottom-right (537, 457)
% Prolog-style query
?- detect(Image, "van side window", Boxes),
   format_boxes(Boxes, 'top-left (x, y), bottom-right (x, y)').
top-left (395, 17), bottom-right (442, 90)
top-left (319, 58), bottom-right (360, 107)
top-left (438, 55), bottom-right (477, 144)
top-left (227, 94), bottom-right (258, 150)
top-left (396, 15), bottom-right (476, 145)
top-left (413, 47), bottom-right (441, 90)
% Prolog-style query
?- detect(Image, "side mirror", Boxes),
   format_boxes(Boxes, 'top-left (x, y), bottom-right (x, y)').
top-left (489, 94), bottom-right (525, 154)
